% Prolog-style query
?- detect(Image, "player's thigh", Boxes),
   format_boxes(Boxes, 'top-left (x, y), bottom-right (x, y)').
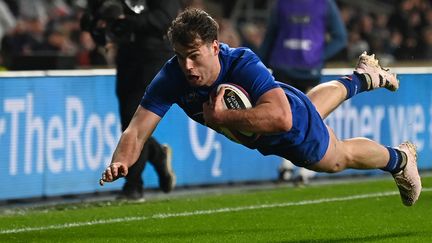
top-left (307, 126), bottom-right (348, 173)
top-left (307, 81), bottom-right (346, 119)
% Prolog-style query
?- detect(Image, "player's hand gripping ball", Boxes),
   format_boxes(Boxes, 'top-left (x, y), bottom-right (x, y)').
top-left (210, 83), bottom-right (260, 144)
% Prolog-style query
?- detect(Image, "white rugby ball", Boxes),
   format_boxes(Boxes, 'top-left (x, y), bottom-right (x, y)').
top-left (210, 83), bottom-right (259, 144)
top-left (216, 83), bottom-right (252, 110)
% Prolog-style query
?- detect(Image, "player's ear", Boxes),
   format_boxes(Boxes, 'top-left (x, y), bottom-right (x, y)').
top-left (212, 40), bottom-right (219, 56)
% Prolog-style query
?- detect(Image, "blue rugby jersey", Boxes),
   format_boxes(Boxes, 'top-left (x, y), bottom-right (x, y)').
top-left (141, 43), bottom-right (329, 165)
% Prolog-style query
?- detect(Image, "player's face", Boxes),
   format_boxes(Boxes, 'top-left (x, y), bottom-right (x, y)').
top-left (173, 40), bottom-right (220, 87)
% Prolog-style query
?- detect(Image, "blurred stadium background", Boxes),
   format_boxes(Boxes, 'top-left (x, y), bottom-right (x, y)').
top-left (0, 0), bottom-right (431, 205)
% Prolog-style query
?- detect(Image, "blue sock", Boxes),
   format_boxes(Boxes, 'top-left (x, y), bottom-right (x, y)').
top-left (381, 147), bottom-right (406, 174)
top-left (336, 73), bottom-right (369, 99)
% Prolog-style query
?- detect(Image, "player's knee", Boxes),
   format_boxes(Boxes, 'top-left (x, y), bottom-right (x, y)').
top-left (324, 151), bottom-right (353, 173)
top-left (308, 160), bottom-right (346, 173)
top-left (325, 162), bottom-right (346, 173)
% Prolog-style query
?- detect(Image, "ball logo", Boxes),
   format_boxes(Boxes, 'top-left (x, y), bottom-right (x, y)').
top-left (224, 90), bottom-right (246, 110)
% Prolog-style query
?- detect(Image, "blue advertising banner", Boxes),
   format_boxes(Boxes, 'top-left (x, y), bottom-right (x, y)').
top-left (0, 74), bottom-right (123, 199)
top-left (0, 69), bottom-right (431, 200)
top-left (0, 71), bottom-right (280, 200)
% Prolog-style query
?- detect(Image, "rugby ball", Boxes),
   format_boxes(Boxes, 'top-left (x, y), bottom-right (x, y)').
top-left (210, 83), bottom-right (259, 144)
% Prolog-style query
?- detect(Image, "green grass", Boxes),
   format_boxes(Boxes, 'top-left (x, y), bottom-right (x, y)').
top-left (1, 175), bottom-right (431, 242)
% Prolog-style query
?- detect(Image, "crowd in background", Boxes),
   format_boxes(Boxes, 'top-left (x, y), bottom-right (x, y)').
top-left (0, 0), bottom-right (108, 70)
top-left (0, 0), bottom-right (432, 70)
top-left (338, 0), bottom-right (432, 65)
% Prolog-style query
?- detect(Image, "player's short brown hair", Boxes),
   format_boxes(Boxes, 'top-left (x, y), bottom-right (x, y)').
top-left (167, 8), bottom-right (219, 47)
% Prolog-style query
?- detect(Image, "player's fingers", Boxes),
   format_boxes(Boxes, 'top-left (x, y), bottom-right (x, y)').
top-left (119, 164), bottom-right (128, 177)
top-left (99, 167), bottom-right (111, 186)
top-left (212, 87), bottom-right (227, 112)
top-left (101, 171), bottom-right (107, 181)
top-left (105, 166), bottom-right (113, 182)
top-left (99, 171), bottom-right (106, 186)
top-left (110, 164), bottom-right (119, 178)
top-left (216, 87), bottom-right (225, 100)
top-left (99, 161), bottom-right (128, 186)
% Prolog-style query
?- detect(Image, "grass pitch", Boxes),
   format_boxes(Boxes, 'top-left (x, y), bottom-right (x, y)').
top-left (0, 175), bottom-right (431, 242)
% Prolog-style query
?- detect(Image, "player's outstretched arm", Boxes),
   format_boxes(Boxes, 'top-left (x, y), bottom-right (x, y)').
top-left (99, 106), bottom-right (162, 186)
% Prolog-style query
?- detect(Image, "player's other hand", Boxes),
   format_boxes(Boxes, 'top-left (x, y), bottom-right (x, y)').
top-left (203, 87), bottom-right (225, 125)
top-left (99, 162), bottom-right (128, 186)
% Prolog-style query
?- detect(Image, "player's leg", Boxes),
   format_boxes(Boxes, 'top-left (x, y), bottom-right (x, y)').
top-left (147, 137), bottom-right (176, 193)
top-left (307, 52), bottom-right (399, 119)
top-left (306, 81), bottom-right (347, 119)
top-left (308, 126), bottom-right (421, 206)
top-left (307, 126), bottom-right (389, 172)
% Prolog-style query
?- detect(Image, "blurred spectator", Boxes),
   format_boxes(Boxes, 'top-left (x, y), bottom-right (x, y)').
top-left (239, 22), bottom-right (265, 53)
top-left (16, 0), bottom-right (49, 23)
top-left (40, 28), bottom-right (77, 55)
top-left (0, 0), bottom-right (432, 70)
top-left (1, 18), bottom-right (46, 64)
top-left (370, 14), bottom-right (392, 54)
top-left (16, 0), bottom-right (71, 24)
top-left (260, 0), bottom-right (347, 91)
top-left (358, 14), bottom-right (375, 51)
top-left (218, 18), bottom-right (241, 47)
top-left (2, 0), bottom-right (18, 17)
top-left (347, 30), bottom-right (370, 61)
top-left (0, 0), bottom-right (92, 69)
top-left (0, 0), bottom-right (15, 68)
top-left (337, 0), bottom-right (432, 62)
top-left (76, 31), bottom-right (107, 67)
top-left (0, 0), bottom-right (15, 46)
top-left (420, 25), bottom-right (432, 59)
top-left (259, 0), bottom-right (347, 185)
top-left (183, 0), bottom-right (242, 47)
top-left (388, 1), bottom-right (423, 59)
top-left (182, 0), bottom-right (205, 9)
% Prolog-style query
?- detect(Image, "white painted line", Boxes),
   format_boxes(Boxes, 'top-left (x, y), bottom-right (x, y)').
top-left (1, 188), bottom-right (430, 235)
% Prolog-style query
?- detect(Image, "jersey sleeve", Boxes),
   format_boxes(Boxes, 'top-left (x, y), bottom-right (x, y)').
top-left (140, 64), bottom-right (175, 117)
top-left (232, 49), bottom-right (280, 104)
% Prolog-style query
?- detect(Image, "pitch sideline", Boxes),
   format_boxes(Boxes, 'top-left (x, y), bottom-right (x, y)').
top-left (1, 188), bottom-right (430, 235)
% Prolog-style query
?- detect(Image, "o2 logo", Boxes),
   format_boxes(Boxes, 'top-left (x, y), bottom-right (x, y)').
top-left (188, 119), bottom-right (222, 177)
